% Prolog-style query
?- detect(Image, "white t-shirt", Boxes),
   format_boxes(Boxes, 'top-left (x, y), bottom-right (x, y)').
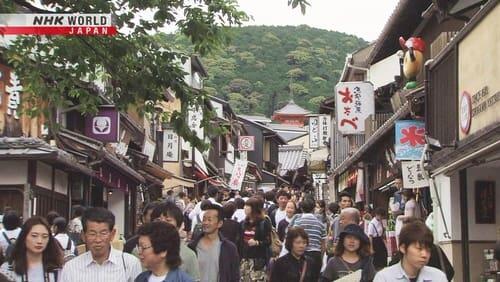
top-left (274, 209), bottom-right (286, 227)
top-left (0, 228), bottom-right (21, 256)
top-left (148, 273), bottom-right (167, 282)
top-left (232, 209), bottom-right (246, 223)
top-left (1, 262), bottom-right (59, 282)
top-left (68, 217), bottom-right (83, 233)
top-left (368, 218), bottom-right (384, 238)
top-left (54, 233), bottom-right (76, 254)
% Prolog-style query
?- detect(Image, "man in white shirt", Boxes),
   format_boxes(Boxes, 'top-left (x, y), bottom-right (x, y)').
top-left (60, 207), bottom-right (142, 282)
top-left (270, 190), bottom-right (290, 227)
top-left (0, 210), bottom-right (21, 257)
top-left (374, 220), bottom-right (446, 282)
top-left (189, 186), bottom-right (222, 223)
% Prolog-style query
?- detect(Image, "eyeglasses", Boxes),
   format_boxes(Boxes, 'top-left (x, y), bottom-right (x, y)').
top-left (136, 245), bottom-right (153, 253)
top-left (86, 231), bottom-right (111, 240)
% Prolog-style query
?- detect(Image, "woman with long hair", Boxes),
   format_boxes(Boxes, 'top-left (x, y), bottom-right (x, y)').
top-left (320, 224), bottom-right (375, 282)
top-left (0, 216), bottom-right (63, 281)
top-left (239, 197), bottom-right (272, 282)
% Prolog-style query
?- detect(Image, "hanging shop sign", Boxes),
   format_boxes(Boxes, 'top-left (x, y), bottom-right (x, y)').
top-left (401, 161), bottom-right (429, 188)
top-left (188, 106), bottom-right (204, 140)
top-left (309, 116), bottom-right (320, 148)
top-left (335, 82), bottom-right (375, 134)
top-left (84, 105), bottom-right (120, 142)
top-left (229, 159), bottom-right (248, 191)
top-left (319, 115), bottom-right (331, 146)
top-left (238, 136), bottom-right (255, 151)
top-left (163, 128), bottom-right (179, 162)
top-left (395, 120), bottom-right (425, 160)
top-left (6, 71), bottom-right (23, 119)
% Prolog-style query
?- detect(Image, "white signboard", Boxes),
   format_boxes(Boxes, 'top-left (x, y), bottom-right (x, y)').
top-left (319, 115), bottom-right (331, 146)
top-left (309, 116), bottom-right (320, 148)
top-left (229, 159), bottom-right (248, 191)
top-left (188, 106), bottom-right (204, 140)
top-left (163, 128), bottom-right (179, 162)
top-left (335, 82), bottom-right (375, 134)
top-left (401, 161), bottom-right (429, 188)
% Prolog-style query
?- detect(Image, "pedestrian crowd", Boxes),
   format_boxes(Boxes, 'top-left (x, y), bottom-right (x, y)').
top-left (0, 181), bottom-right (460, 282)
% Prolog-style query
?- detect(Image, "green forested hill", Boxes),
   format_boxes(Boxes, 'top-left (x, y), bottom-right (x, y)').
top-left (160, 25), bottom-right (367, 116)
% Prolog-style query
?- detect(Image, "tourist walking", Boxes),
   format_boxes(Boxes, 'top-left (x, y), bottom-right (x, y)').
top-left (320, 224), bottom-right (375, 282)
top-left (277, 201), bottom-right (297, 242)
top-left (60, 207), bottom-right (142, 282)
top-left (239, 197), bottom-right (272, 282)
top-left (151, 202), bottom-right (200, 281)
top-left (288, 196), bottom-right (326, 282)
top-left (374, 220), bottom-right (447, 281)
top-left (188, 203), bottom-right (240, 282)
top-left (269, 227), bottom-right (313, 282)
top-left (134, 221), bottom-right (193, 282)
top-left (1, 216), bottom-right (63, 281)
top-left (0, 211), bottom-right (21, 259)
top-left (368, 207), bottom-right (388, 270)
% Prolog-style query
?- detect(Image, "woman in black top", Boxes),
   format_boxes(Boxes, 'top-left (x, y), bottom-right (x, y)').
top-left (240, 197), bottom-right (272, 282)
top-left (270, 227), bottom-right (313, 282)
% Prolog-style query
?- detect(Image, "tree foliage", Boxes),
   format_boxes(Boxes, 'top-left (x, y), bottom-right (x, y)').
top-left (164, 25), bottom-right (367, 116)
top-left (0, 0), bottom-right (309, 148)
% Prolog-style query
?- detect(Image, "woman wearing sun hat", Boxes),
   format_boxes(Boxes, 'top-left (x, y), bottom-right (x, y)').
top-left (320, 224), bottom-right (375, 282)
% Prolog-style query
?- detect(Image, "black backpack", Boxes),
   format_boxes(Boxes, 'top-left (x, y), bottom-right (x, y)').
top-left (2, 231), bottom-right (16, 261)
top-left (191, 214), bottom-right (203, 240)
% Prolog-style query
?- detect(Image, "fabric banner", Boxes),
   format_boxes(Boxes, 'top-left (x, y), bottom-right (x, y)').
top-left (395, 120), bottom-right (425, 160)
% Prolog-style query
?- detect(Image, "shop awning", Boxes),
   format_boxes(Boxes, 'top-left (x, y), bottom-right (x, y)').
top-left (0, 137), bottom-right (94, 176)
top-left (278, 145), bottom-right (308, 176)
top-left (262, 169), bottom-right (290, 185)
top-left (331, 100), bottom-right (412, 176)
top-left (309, 147), bottom-right (328, 172)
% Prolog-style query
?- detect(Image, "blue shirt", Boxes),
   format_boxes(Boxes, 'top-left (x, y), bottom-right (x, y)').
top-left (374, 262), bottom-right (447, 282)
top-left (134, 269), bottom-right (194, 282)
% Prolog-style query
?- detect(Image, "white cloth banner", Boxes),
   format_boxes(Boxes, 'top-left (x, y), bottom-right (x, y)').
top-left (401, 161), bottom-right (429, 188)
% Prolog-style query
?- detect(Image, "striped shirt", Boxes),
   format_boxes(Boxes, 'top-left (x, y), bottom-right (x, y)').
top-left (60, 247), bottom-right (142, 282)
top-left (290, 213), bottom-right (326, 252)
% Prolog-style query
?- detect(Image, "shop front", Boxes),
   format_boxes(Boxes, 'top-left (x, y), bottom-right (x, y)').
top-left (427, 3), bottom-right (500, 281)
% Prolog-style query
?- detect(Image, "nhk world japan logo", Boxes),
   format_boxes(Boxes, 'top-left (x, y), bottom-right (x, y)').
top-left (0, 14), bottom-right (116, 36)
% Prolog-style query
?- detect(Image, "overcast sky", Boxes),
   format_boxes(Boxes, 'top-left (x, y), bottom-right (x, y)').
top-left (237, 0), bottom-right (399, 41)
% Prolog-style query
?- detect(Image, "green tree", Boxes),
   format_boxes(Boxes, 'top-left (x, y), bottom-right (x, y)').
top-left (0, 0), bottom-right (308, 147)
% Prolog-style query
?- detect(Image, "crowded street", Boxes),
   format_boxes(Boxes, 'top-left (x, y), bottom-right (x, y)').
top-left (0, 0), bottom-right (499, 281)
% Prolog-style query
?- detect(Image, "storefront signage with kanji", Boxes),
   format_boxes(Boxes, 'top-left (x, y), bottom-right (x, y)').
top-left (229, 159), bottom-right (248, 191)
top-left (395, 120), bottom-right (426, 160)
top-left (401, 161), bottom-right (429, 188)
top-left (309, 116), bottom-right (320, 148)
top-left (335, 82), bottom-right (374, 134)
top-left (6, 72), bottom-right (22, 119)
top-left (163, 128), bottom-right (179, 162)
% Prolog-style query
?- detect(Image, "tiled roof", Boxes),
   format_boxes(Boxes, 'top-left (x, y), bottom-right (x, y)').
top-left (278, 145), bottom-right (308, 176)
top-left (274, 100), bottom-right (311, 115)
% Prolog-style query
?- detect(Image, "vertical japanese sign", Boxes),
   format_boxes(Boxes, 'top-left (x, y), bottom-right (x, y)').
top-left (309, 116), bottom-right (320, 148)
top-left (188, 106), bottom-right (204, 140)
top-left (229, 159), bottom-right (248, 191)
top-left (319, 115), bottom-right (331, 146)
top-left (163, 128), bottom-right (179, 162)
top-left (335, 82), bottom-right (374, 134)
top-left (401, 161), bottom-right (429, 188)
top-left (84, 106), bottom-right (119, 142)
top-left (395, 120), bottom-right (426, 160)
top-left (6, 72), bottom-right (23, 119)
